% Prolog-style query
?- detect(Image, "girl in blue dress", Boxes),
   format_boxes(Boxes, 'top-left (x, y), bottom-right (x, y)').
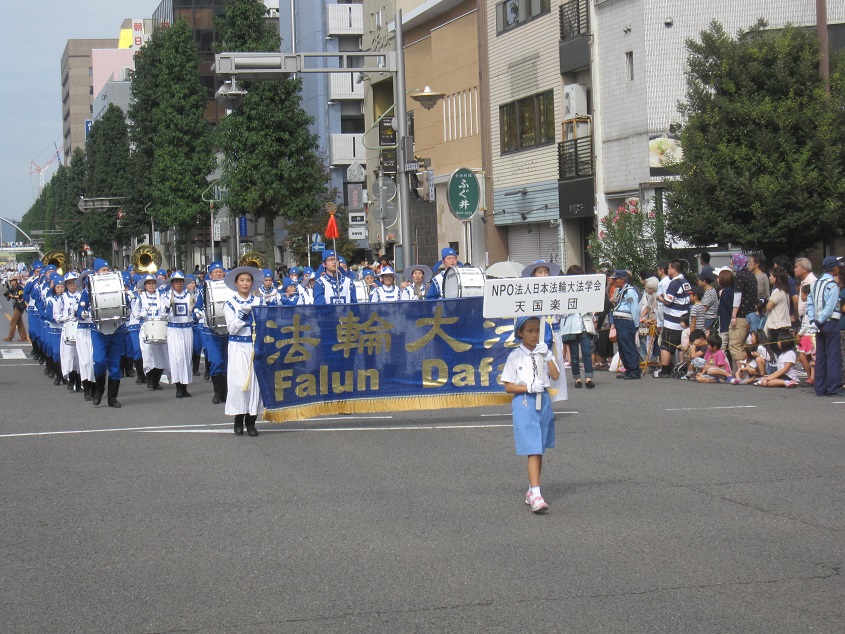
top-left (501, 315), bottom-right (560, 513)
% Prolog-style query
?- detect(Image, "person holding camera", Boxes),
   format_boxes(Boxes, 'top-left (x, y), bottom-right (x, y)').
top-left (4, 275), bottom-right (28, 342)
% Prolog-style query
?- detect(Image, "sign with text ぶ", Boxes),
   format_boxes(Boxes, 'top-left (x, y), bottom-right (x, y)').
top-left (482, 275), bottom-right (606, 319)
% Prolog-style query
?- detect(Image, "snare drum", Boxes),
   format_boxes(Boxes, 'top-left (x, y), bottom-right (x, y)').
top-left (62, 321), bottom-right (78, 346)
top-left (442, 266), bottom-right (486, 298)
top-left (353, 279), bottom-right (371, 303)
top-left (203, 279), bottom-right (231, 335)
top-left (142, 318), bottom-right (168, 344)
top-left (89, 272), bottom-right (128, 334)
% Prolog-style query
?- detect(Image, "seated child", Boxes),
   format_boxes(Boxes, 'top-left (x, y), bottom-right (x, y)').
top-left (684, 329), bottom-right (707, 379)
top-left (755, 331), bottom-right (799, 388)
top-left (731, 329), bottom-right (767, 384)
top-left (696, 333), bottom-right (732, 383)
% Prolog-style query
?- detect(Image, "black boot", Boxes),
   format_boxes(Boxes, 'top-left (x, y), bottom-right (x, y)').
top-left (123, 358), bottom-right (135, 378)
top-left (211, 375), bottom-right (222, 404)
top-left (134, 359), bottom-right (146, 384)
top-left (152, 368), bottom-right (164, 391)
top-left (83, 380), bottom-right (94, 401)
top-left (203, 357), bottom-right (211, 381)
top-left (175, 383), bottom-right (183, 398)
top-left (192, 353), bottom-right (201, 376)
top-left (74, 371), bottom-right (83, 392)
top-left (66, 369), bottom-right (75, 390)
top-left (92, 375), bottom-right (106, 406)
top-left (107, 378), bottom-right (122, 408)
top-left (53, 360), bottom-right (63, 385)
top-left (45, 357), bottom-right (53, 376)
top-left (221, 373), bottom-right (228, 402)
top-left (29, 342), bottom-right (39, 358)
top-left (233, 414), bottom-right (244, 435)
top-left (38, 349), bottom-right (45, 365)
top-left (245, 414), bottom-right (258, 437)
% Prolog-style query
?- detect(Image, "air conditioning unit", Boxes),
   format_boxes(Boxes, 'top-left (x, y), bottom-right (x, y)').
top-left (563, 84), bottom-right (588, 120)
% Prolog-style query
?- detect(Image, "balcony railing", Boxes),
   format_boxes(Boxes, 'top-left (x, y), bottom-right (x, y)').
top-left (559, 0), bottom-right (589, 41)
top-left (558, 136), bottom-right (593, 180)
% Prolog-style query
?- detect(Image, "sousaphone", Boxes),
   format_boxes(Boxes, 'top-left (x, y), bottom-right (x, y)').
top-left (132, 244), bottom-right (162, 275)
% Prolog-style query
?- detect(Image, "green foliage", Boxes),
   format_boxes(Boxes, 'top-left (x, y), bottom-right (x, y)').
top-left (665, 21), bottom-right (845, 257)
top-left (587, 200), bottom-right (661, 277)
top-left (215, 0), bottom-right (329, 270)
top-left (128, 19), bottom-right (213, 262)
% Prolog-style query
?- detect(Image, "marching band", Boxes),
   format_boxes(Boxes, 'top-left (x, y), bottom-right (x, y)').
top-left (18, 246), bottom-right (482, 434)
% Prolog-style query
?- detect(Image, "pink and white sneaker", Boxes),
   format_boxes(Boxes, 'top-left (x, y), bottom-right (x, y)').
top-left (524, 491), bottom-right (549, 513)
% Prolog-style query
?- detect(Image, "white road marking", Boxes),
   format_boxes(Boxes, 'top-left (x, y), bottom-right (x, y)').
top-left (0, 363), bottom-right (40, 367)
top-left (666, 405), bottom-right (757, 412)
top-left (140, 423), bottom-right (513, 434)
top-left (0, 349), bottom-right (27, 359)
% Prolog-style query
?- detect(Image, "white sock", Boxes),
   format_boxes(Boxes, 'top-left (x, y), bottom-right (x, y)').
top-left (530, 486), bottom-right (541, 497)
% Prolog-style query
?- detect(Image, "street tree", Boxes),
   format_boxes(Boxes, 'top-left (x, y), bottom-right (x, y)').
top-left (215, 0), bottom-right (329, 271)
top-left (664, 21), bottom-right (845, 257)
top-left (84, 105), bottom-right (131, 257)
top-left (128, 19), bottom-right (213, 266)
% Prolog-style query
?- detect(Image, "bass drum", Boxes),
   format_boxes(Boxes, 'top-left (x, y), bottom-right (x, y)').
top-left (62, 321), bottom-right (78, 346)
top-left (89, 272), bottom-right (128, 335)
top-left (204, 279), bottom-right (231, 335)
top-left (141, 318), bottom-right (168, 344)
top-left (353, 280), bottom-right (371, 303)
top-left (442, 266), bottom-right (486, 298)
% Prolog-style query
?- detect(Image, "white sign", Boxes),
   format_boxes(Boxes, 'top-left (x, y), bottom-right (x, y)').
top-left (348, 226), bottom-right (367, 241)
top-left (482, 275), bottom-right (606, 319)
top-left (132, 18), bottom-right (146, 48)
top-left (348, 212), bottom-right (366, 225)
top-left (212, 221), bottom-right (221, 241)
top-left (346, 162), bottom-right (366, 182)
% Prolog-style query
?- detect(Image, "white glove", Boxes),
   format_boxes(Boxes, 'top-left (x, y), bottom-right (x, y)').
top-left (237, 310), bottom-right (251, 321)
top-left (527, 380), bottom-right (546, 394)
top-left (533, 343), bottom-right (553, 362)
top-left (240, 304), bottom-right (252, 313)
top-left (80, 310), bottom-right (91, 320)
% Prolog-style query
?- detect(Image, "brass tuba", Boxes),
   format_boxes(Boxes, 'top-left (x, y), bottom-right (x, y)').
top-left (42, 250), bottom-right (68, 276)
top-left (238, 251), bottom-right (267, 269)
top-left (132, 244), bottom-right (162, 275)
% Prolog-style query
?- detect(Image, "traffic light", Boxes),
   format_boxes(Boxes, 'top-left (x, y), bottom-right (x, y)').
top-left (411, 169), bottom-right (432, 202)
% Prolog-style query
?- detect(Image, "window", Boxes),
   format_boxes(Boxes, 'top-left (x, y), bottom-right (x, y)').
top-left (625, 51), bottom-right (634, 82)
top-left (499, 90), bottom-right (555, 154)
top-left (496, 0), bottom-right (551, 34)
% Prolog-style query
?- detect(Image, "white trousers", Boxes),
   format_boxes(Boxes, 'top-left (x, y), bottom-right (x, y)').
top-left (76, 328), bottom-right (95, 382)
top-left (225, 340), bottom-right (261, 416)
top-left (167, 326), bottom-right (193, 384)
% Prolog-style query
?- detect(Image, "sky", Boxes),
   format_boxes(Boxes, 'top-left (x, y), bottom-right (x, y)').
top-left (0, 1), bottom-right (161, 240)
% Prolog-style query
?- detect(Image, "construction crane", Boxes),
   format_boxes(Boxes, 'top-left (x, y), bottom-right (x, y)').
top-left (30, 143), bottom-right (62, 195)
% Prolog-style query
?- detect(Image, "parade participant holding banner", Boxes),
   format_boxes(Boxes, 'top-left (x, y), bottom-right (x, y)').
top-left (133, 274), bottom-right (169, 391)
top-left (162, 271), bottom-right (194, 398)
top-left (370, 266), bottom-right (401, 302)
top-left (427, 247), bottom-right (461, 299)
top-left (313, 250), bottom-right (357, 305)
top-left (77, 258), bottom-right (126, 408)
top-left (501, 316), bottom-right (560, 513)
top-left (223, 266), bottom-right (265, 436)
top-left (400, 264), bottom-right (432, 301)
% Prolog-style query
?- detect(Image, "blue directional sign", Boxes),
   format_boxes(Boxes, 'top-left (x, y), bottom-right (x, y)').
top-left (311, 242), bottom-right (325, 252)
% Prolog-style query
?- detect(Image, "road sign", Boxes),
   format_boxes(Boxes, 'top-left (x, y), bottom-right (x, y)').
top-left (311, 233), bottom-right (322, 244)
top-left (482, 275), bottom-right (606, 319)
top-left (239, 216), bottom-right (248, 237)
top-left (377, 202), bottom-right (398, 227)
top-left (348, 212), bottom-right (366, 225)
top-left (213, 221), bottom-right (221, 241)
top-left (311, 242), bottom-right (325, 252)
top-left (348, 226), bottom-right (367, 241)
top-left (404, 162), bottom-right (419, 171)
top-left (346, 162), bottom-right (366, 182)
top-left (447, 168), bottom-right (481, 221)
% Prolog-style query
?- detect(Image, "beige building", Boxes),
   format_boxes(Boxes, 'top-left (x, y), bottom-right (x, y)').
top-left (61, 39), bottom-right (119, 162)
top-left (363, 0), bottom-right (506, 268)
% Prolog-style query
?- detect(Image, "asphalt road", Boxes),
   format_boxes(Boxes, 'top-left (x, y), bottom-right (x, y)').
top-left (1, 301), bottom-right (843, 633)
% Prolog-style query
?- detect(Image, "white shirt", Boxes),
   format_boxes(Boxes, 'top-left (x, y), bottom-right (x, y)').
top-left (370, 284), bottom-right (401, 302)
top-left (500, 345), bottom-right (551, 390)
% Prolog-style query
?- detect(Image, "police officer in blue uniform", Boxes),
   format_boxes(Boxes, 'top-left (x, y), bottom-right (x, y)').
top-left (807, 256), bottom-right (844, 397)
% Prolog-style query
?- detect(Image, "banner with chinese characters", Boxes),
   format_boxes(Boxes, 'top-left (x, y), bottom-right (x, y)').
top-left (253, 299), bottom-right (517, 422)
